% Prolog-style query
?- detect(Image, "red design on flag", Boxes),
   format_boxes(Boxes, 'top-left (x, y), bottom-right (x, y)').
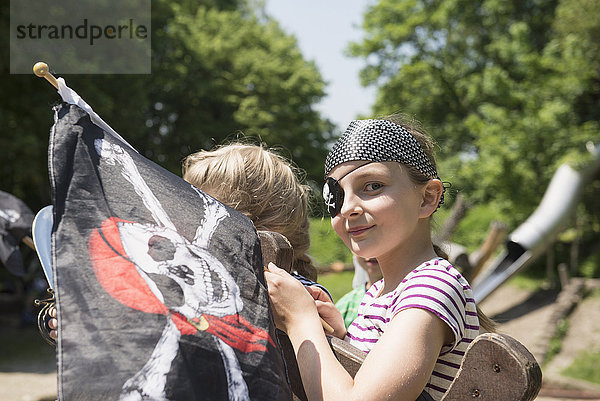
top-left (89, 216), bottom-right (274, 353)
top-left (89, 217), bottom-right (168, 315)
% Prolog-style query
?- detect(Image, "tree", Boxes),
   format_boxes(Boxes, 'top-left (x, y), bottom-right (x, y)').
top-left (146, 2), bottom-right (335, 181)
top-left (0, 0), bottom-right (334, 213)
top-left (349, 0), bottom-right (599, 231)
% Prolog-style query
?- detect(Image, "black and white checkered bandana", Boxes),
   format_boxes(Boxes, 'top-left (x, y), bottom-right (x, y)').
top-left (323, 119), bottom-right (444, 217)
top-left (325, 119), bottom-right (438, 178)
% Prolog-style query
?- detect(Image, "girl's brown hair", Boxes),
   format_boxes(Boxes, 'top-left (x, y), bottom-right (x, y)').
top-left (182, 142), bottom-right (317, 281)
top-left (383, 114), bottom-right (496, 333)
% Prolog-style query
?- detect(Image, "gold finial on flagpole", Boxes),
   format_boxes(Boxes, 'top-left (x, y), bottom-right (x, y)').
top-left (33, 62), bottom-right (59, 90)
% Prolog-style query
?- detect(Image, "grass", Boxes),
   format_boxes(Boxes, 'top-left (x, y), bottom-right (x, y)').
top-left (507, 273), bottom-right (546, 292)
top-left (308, 218), bottom-right (352, 267)
top-left (559, 288), bottom-right (600, 384)
top-left (544, 318), bottom-right (569, 365)
top-left (316, 271), bottom-right (354, 303)
top-left (561, 347), bottom-right (600, 385)
top-left (545, 289), bottom-right (600, 384)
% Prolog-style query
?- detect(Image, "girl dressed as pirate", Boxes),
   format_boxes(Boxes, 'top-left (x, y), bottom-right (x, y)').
top-left (266, 115), bottom-right (495, 401)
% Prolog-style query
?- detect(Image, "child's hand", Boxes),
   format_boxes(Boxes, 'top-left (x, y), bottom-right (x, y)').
top-left (265, 262), bottom-right (320, 334)
top-left (48, 306), bottom-right (57, 340)
top-left (306, 286), bottom-right (346, 339)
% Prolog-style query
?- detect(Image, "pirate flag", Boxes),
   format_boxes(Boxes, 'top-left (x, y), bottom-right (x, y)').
top-left (48, 79), bottom-right (291, 400)
top-left (0, 190), bottom-right (35, 276)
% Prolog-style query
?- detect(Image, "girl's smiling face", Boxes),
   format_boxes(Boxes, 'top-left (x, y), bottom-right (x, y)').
top-left (328, 161), bottom-right (426, 260)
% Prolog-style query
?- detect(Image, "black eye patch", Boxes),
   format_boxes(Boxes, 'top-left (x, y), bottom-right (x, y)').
top-left (322, 177), bottom-right (344, 218)
top-left (322, 161), bottom-right (373, 218)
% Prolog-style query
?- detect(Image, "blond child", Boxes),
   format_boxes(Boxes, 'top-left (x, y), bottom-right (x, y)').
top-left (182, 142), bottom-right (318, 282)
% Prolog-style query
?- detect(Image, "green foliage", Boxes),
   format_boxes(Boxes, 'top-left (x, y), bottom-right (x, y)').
top-left (0, 0), bottom-right (334, 212)
top-left (450, 203), bottom-right (508, 252)
top-left (579, 251), bottom-right (600, 278)
top-left (317, 271), bottom-right (354, 303)
top-left (151, 2), bottom-right (335, 180)
top-left (507, 273), bottom-right (545, 292)
top-left (558, 140), bottom-right (599, 172)
top-left (308, 218), bottom-right (353, 267)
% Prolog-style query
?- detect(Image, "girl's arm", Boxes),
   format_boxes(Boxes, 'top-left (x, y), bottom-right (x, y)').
top-left (266, 263), bottom-right (452, 401)
top-left (352, 308), bottom-right (451, 400)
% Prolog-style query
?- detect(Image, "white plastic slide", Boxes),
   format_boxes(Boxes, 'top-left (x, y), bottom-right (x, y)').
top-left (472, 143), bottom-right (600, 302)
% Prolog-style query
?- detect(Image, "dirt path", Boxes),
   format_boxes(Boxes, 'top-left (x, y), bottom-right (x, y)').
top-left (2, 280), bottom-right (600, 401)
top-left (480, 282), bottom-right (558, 360)
top-left (538, 286), bottom-right (600, 401)
top-left (480, 279), bottom-right (600, 401)
top-left (0, 372), bottom-right (56, 401)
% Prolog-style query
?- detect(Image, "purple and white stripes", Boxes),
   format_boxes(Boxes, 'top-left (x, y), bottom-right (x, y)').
top-left (344, 257), bottom-right (480, 401)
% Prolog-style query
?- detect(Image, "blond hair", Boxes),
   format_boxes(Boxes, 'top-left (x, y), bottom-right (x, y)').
top-left (182, 143), bottom-right (317, 281)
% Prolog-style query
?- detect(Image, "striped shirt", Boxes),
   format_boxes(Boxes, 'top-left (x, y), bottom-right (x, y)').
top-left (345, 258), bottom-right (479, 400)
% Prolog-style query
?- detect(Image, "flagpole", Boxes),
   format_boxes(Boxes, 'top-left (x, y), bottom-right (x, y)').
top-left (33, 62), bottom-right (59, 90)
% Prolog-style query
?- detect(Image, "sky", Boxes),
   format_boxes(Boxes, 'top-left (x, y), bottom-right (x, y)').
top-left (264, 0), bottom-right (377, 131)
